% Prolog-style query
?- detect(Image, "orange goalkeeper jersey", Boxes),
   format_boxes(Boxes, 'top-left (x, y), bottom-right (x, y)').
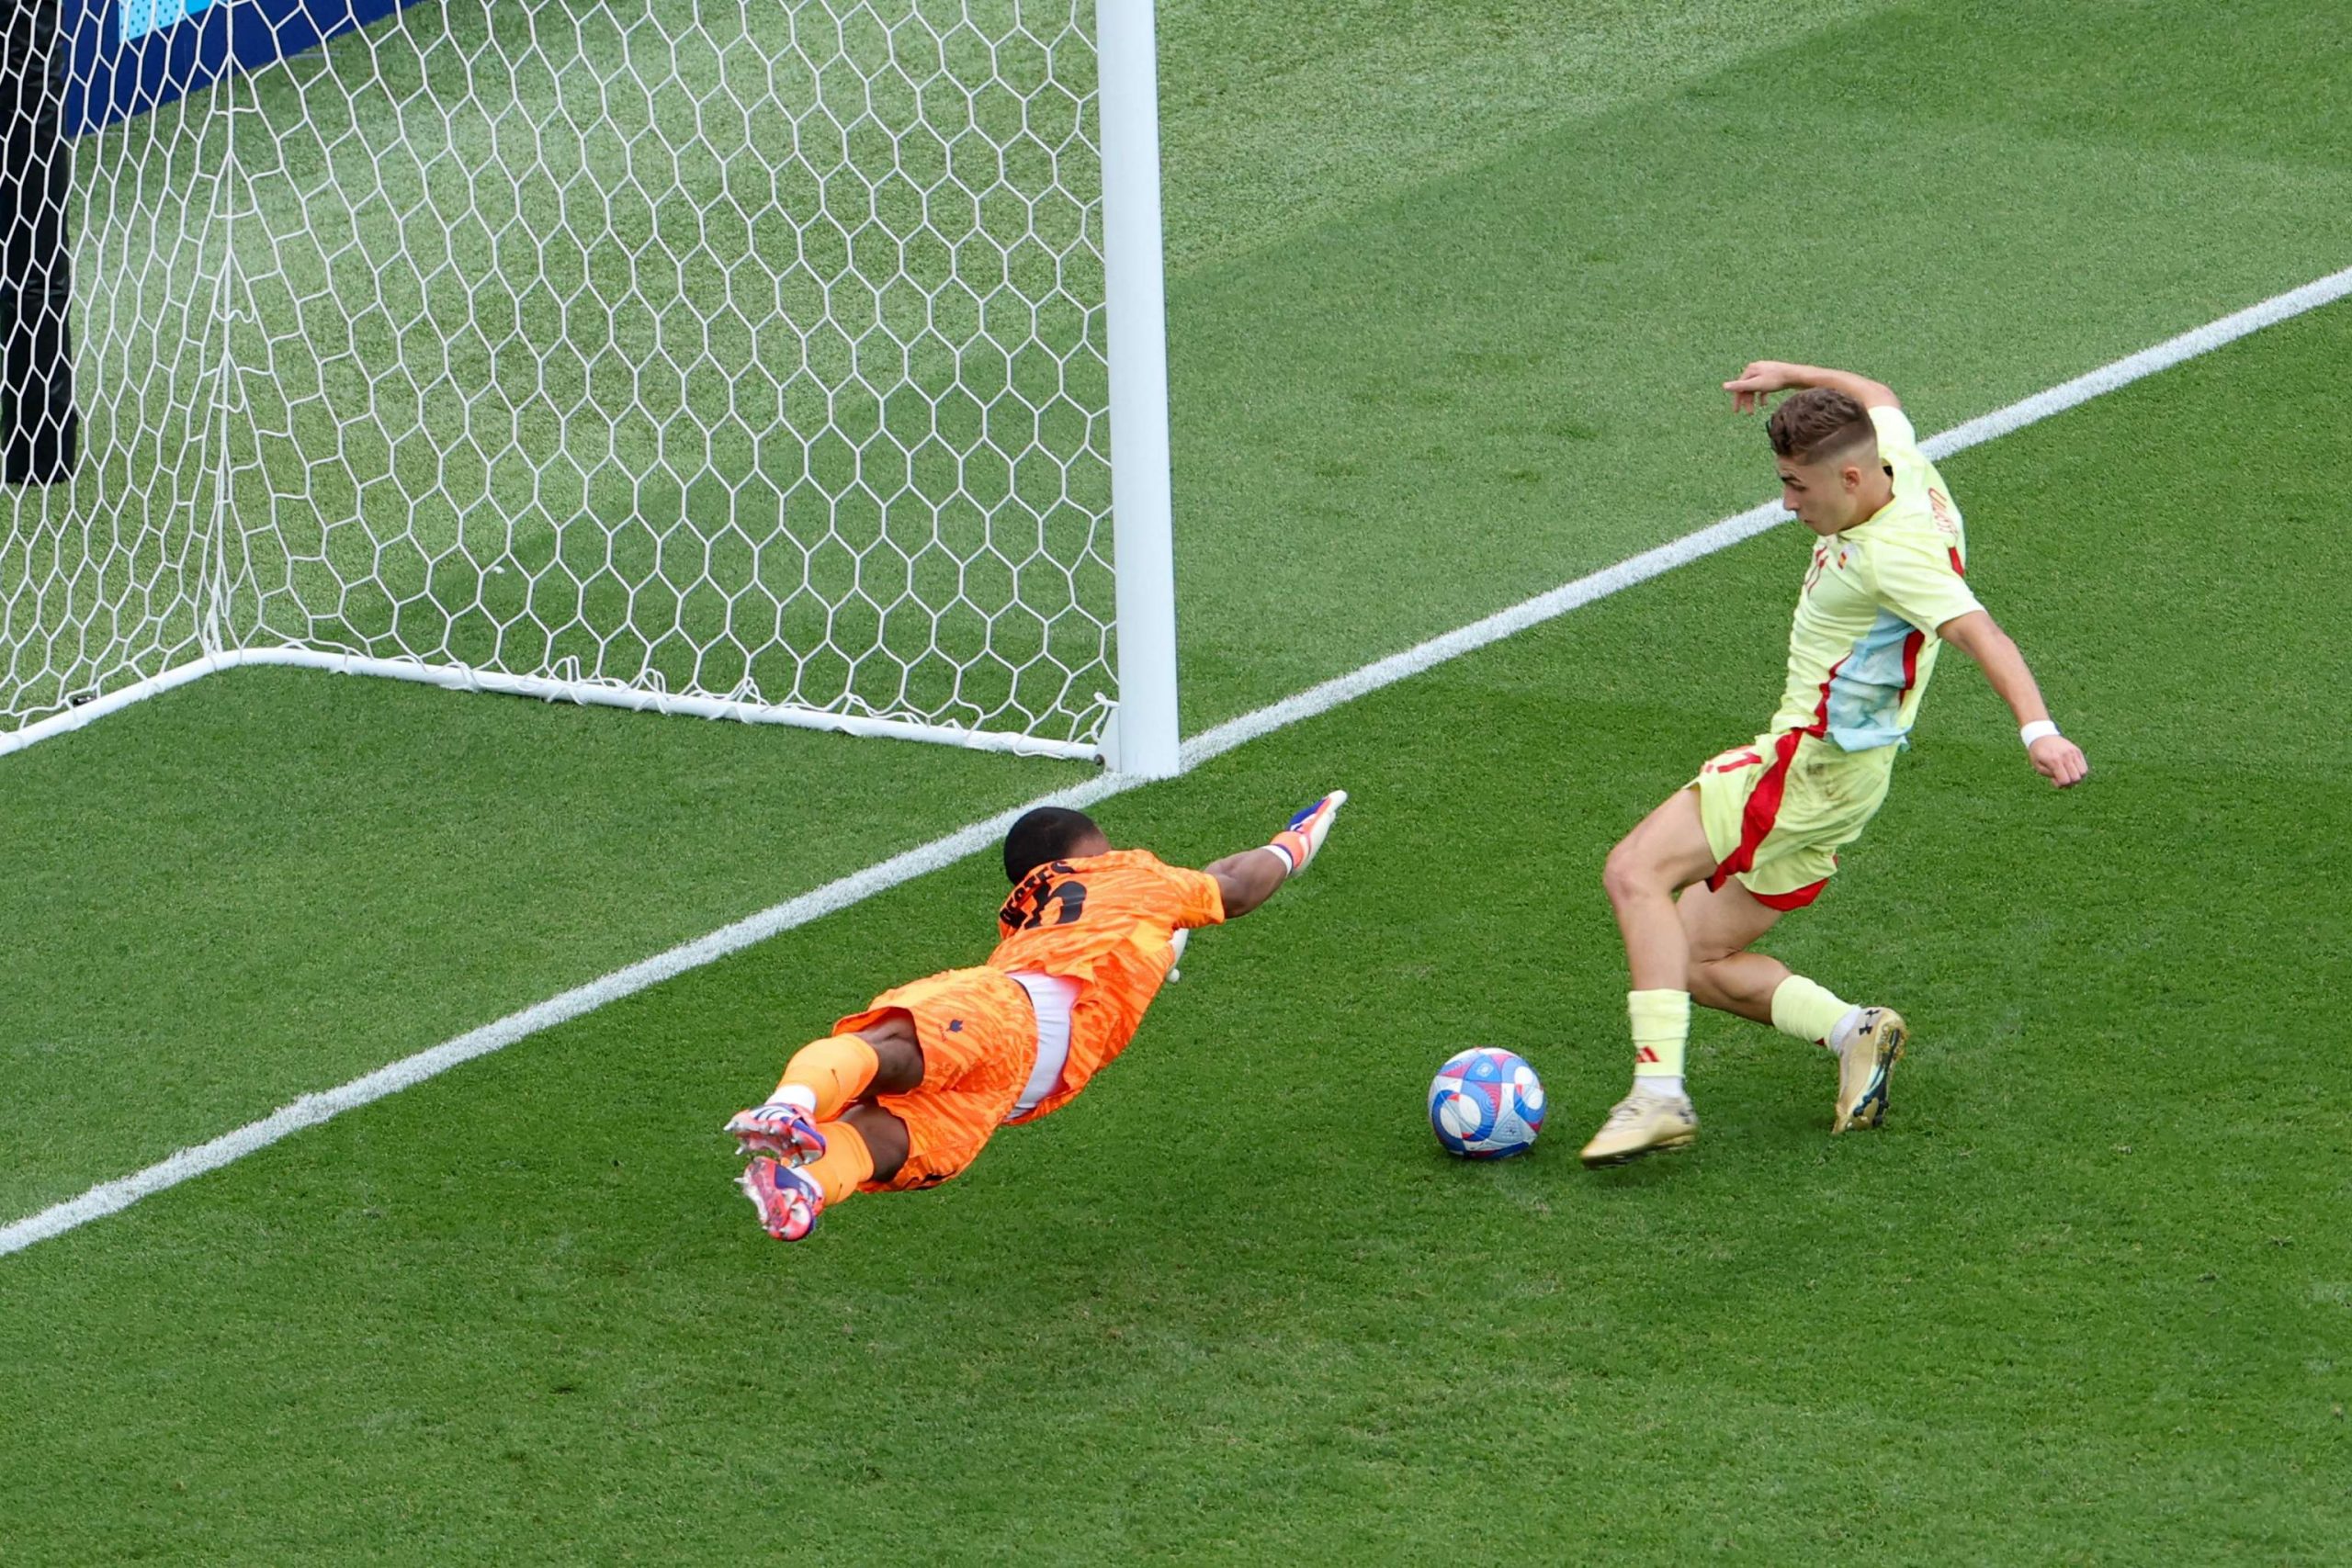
top-left (988, 848), bottom-right (1226, 1122)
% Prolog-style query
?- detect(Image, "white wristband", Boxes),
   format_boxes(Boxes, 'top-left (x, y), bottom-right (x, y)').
top-left (2019, 719), bottom-right (2060, 748)
top-left (1261, 841), bottom-right (1297, 874)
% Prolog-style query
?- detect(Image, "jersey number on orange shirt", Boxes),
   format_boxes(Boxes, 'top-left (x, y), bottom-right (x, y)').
top-left (1001, 862), bottom-right (1088, 932)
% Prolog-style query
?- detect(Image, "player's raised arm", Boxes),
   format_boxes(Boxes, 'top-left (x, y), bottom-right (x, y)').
top-left (1202, 790), bottom-right (1348, 919)
top-left (1937, 610), bottom-right (2090, 788)
top-left (1724, 360), bottom-right (1900, 415)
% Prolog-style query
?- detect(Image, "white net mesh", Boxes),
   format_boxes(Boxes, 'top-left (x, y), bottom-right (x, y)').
top-left (0, 21), bottom-right (220, 721)
top-left (6, 0), bottom-right (1126, 753)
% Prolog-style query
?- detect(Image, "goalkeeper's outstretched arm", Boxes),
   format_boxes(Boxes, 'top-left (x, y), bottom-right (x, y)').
top-left (1203, 790), bottom-right (1348, 919)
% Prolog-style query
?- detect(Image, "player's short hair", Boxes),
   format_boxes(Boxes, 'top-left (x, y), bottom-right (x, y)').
top-left (1003, 806), bottom-right (1102, 883)
top-left (1768, 388), bottom-right (1877, 465)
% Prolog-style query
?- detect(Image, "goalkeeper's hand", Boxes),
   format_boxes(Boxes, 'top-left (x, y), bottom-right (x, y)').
top-left (1265, 789), bottom-right (1348, 877)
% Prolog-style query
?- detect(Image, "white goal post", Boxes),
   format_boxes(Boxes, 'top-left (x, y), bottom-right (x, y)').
top-left (0, 0), bottom-right (1182, 775)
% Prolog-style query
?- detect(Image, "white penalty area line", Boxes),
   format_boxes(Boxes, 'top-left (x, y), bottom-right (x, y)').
top-left (6, 262), bottom-right (2347, 1261)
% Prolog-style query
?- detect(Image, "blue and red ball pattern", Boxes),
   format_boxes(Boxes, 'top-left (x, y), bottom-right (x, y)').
top-left (1428, 1047), bottom-right (1545, 1158)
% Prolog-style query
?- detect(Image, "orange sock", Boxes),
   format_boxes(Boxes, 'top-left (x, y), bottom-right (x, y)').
top-left (772, 1034), bottom-right (880, 1121)
top-left (804, 1120), bottom-right (876, 1206)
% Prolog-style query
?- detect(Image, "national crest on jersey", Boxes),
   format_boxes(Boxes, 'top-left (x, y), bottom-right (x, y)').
top-left (1770, 406), bottom-right (1985, 751)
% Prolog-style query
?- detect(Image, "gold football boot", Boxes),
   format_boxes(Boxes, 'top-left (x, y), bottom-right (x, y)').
top-left (1578, 1086), bottom-right (1699, 1168)
top-left (1832, 1008), bottom-right (1908, 1133)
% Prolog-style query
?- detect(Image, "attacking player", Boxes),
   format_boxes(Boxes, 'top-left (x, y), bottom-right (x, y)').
top-left (726, 791), bottom-right (1347, 1239)
top-left (1578, 362), bottom-right (2090, 1168)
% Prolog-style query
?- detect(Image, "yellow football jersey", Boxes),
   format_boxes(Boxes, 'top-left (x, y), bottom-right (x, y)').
top-left (1768, 406), bottom-right (1984, 750)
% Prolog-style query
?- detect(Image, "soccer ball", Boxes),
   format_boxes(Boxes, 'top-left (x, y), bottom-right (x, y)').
top-left (1428, 1047), bottom-right (1545, 1158)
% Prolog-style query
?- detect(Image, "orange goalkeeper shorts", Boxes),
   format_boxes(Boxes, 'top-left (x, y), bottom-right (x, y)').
top-left (834, 965), bottom-right (1037, 1192)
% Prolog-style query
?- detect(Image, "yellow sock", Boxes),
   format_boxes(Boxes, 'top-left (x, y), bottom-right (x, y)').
top-left (1629, 988), bottom-right (1690, 1083)
top-left (773, 1034), bottom-right (880, 1121)
top-left (1770, 976), bottom-right (1853, 1049)
top-left (803, 1120), bottom-right (876, 1207)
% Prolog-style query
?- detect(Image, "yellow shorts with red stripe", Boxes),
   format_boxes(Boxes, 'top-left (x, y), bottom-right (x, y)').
top-left (1691, 731), bottom-right (1895, 908)
top-left (834, 966), bottom-right (1035, 1192)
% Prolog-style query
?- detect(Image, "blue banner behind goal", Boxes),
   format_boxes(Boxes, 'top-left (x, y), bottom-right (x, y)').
top-left (65, 0), bottom-right (422, 135)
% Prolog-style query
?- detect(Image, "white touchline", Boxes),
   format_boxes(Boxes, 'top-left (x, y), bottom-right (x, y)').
top-left (6, 263), bottom-right (2348, 1260)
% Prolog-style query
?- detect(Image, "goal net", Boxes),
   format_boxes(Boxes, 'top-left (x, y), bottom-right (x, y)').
top-left (1, 0), bottom-right (1177, 768)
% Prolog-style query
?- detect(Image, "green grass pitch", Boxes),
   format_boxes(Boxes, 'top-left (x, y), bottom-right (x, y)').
top-left (4, 2), bottom-right (2350, 1562)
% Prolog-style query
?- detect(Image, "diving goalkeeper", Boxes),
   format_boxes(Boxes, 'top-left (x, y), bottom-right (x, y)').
top-left (726, 792), bottom-right (1347, 1240)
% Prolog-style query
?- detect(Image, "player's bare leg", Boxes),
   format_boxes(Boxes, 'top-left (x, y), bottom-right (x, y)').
top-left (733, 1014), bottom-right (926, 1240)
top-left (740, 1075), bottom-right (916, 1242)
top-left (727, 1016), bottom-right (923, 1163)
top-left (1602, 789), bottom-right (1719, 994)
top-left (1678, 868), bottom-right (1905, 1134)
top-left (1678, 877), bottom-right (1787, 1025)
top-left (838, 1102), bottom-right (910, 1183)
top-left (1584, 790), bottom-right (1716, 1167)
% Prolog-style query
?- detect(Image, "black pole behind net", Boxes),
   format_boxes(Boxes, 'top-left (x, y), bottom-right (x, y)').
top-left (0, 0), bottom-right (77, 486)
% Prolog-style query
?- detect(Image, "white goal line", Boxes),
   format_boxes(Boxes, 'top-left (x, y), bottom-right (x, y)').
top-left (5, 262), bottom-right (2347, 1260)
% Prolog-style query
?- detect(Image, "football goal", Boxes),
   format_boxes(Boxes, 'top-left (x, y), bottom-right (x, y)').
top-left (0, 0), bottom-right (1180, 773)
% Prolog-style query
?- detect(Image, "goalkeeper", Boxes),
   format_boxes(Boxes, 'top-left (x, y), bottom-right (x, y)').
top-left (727, 792), bottom-right (1347, 1241)
top-left (1579, 362), bottom-right (2090, 1168)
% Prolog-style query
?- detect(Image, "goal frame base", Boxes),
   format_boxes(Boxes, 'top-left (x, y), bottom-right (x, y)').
top-left (0, 649), bottom-right (1106, 764)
